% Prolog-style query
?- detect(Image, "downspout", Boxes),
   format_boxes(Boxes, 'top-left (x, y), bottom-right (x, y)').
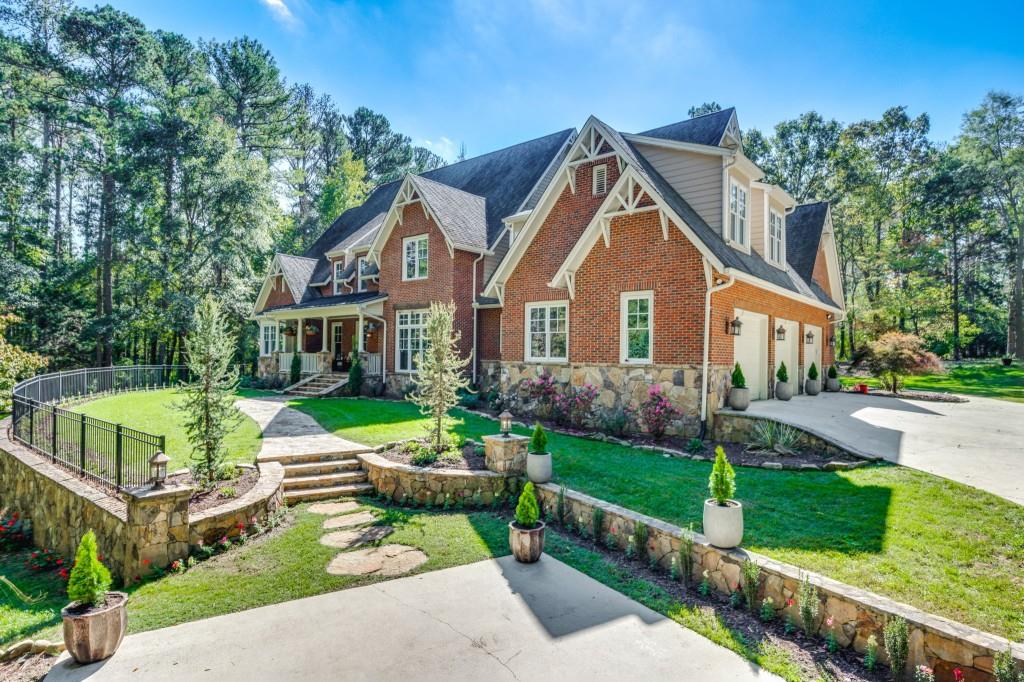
top-left (700, 258), bottom-right (735, 439)
top-left (471, 252), bottom-right (486, 384)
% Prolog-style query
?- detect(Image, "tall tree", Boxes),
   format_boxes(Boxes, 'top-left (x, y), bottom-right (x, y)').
top-left (688, 101), bottom-right (722, 118)
top-left (747, 112), bottom-right (842, 202)
top-left (343, 106), bottom-right (412, 185)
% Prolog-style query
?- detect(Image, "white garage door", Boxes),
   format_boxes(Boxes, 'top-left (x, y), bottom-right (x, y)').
top-left (733, 310), bottom-right (768, 400)
top-left (805, 324), bottom-right (822, 381)
top-left (775, 318), bottom-right (799, 394)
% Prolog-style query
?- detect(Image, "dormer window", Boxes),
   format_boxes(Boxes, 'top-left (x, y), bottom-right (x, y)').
top-left (333, 260), bottom-right (345, 294)
top-left (729, 181), bottom-right (748, 248)
top-left (356, 255), bottom-right (370, 292)
top-left (403, 234), bottom-right (428, 281)
top-left (768, 210), bottom-right (785, 265)
top-left (592, 164), bottom-right (608, 196)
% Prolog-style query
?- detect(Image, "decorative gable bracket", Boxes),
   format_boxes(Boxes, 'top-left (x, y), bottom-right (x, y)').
top-left (565, 126), bottom-right (623, 195)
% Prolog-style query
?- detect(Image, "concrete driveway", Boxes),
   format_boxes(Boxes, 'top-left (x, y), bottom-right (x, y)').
top-left (46, 555), bottom-right (781, 682)
top-left (742, 392), bottom-right (1024, 505)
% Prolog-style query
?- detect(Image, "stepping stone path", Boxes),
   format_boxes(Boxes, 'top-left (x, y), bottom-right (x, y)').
top-left (323, 511), bottom-right (377, 529)
top-left (326, 544), bottom-right (428, 577)
top-left (320, 526), bottom-right (394, 549)
top-left (308, 501), bottom-right (360, 516)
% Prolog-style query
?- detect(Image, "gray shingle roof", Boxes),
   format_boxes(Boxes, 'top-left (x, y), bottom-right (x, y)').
top-left (327, 212), bottom-right (385, 255)
top-left (409, 176), bottom-right (488, 251)
top-left (263, 291), bottom-right (385, 313)
top-left (785, 202), bottom-right (829, 283)
top-left (301, 128), bottom-right (575, 293)
top-left (637, 108), bottom-right (736, 147)
top-left (276, 254), bottom-right (318, 304)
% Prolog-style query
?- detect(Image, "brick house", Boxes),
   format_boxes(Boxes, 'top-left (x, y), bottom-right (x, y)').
top-left (251, 108), bottom-right (844, 432)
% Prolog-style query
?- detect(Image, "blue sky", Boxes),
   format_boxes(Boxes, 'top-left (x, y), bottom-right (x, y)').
top-left (97, 0), bottom-right (1024, 161)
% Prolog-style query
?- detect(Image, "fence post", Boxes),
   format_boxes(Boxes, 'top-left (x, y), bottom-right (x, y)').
top-left (80, 413), bottom-right (87, 473)
top-left (115, 423), bottom-right (123, 490)
top-left (28, 401), bottom-right (34, 447)
top-left (51, 407), bottom-right (58, 459)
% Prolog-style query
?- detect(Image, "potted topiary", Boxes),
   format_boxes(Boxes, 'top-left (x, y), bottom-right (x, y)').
top-left (526, 423), bottom-right (552, 483)
top-left (775, 362), bottom-right (793, 401)
top-left (61, 531), bottom-right (127, 664)
top-left (805, 362), bottom-right (821, 396)
top-left (728, 363), bottom-right (750, 411)
top-left (826, 364), bottom-right (841, 392)
top-left (509, 481), bottom-right (545, 563)
top-left (703, 446), bottom-right (743, 549)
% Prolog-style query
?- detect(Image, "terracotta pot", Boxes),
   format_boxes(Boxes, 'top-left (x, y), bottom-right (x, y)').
top-left (805, 379), bottom-right (821, 396)
top-left (703, 499), bottom-right (743, 549)
top-left (775, 381), bottom-right (794, 401)
top-left (61, 591), bottom-right (128, 664)
top-left (826, 378), bottom-right (841, 392)
top-left (728, 387), bottom-right (750, 411)
top-left (526, 452), bottom-right (552, 483)
top-left (509, 520), bottom-right (546, 563)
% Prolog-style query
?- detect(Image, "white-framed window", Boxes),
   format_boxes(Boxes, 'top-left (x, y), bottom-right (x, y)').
top-left (525, 302), bottom-right (568, 362)
top-left (592, 164), bottom-right (608, 196)
top-left (620, 291), bottom-right (653, 363)
top-left (260, 323), bottom-right (279, 357)
top-left (768, 210), bottom-right (785, 265)
top-left (396, 309), bottom-right (429, 373)
top-left (356, 255), bottom-right (370, 292)
top-left (403, 234), bottom-right (428, 281)
top-left (729, 181), bottom-right (748, 247)
top-left (333, 260), bottom-right (345, 294)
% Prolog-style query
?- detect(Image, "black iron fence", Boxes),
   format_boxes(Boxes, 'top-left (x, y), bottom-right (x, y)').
top-left (9, 365), bottom-right (185, 491)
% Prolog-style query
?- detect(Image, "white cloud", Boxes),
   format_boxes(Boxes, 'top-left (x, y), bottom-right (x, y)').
top-left (419, 136), bottom-right (459, 162)
top-left (259, 0), bottom-right (302, 31)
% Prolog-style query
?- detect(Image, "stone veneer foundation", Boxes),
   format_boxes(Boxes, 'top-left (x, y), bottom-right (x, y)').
top-left (713, 410), bottom-right (878, 461)
top-left (533, 483), bottom-right (1023, 681)
top-left (0, 419), bottom-right (285, 581)
top-left (358, 451), bottom-right (520, 505)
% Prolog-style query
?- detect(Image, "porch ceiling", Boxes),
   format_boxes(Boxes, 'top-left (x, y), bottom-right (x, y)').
top-left (260, 293), bottom-right (385, 320)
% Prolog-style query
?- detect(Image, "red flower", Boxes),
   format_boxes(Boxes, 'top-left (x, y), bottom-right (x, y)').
top-left (953, 670), bottom-right (964, 682)
top-left (56, 559), bottom-right (63, 565)
top-left (142, 558), bottom-right (151, 566)
top-left (786, 598), bottom-right (794, 607)
top-left (236, 522), bottom-right (245, 530)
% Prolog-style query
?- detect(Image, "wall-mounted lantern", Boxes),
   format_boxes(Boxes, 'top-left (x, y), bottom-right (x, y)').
top-left (728, 317), bottom-right (743, 336)
top-left (805, 330), bottom-right (815, 345)
top-left (775, 325), bottom-right (786, 341)
top-left (828, 336), bottom-right (836, 348)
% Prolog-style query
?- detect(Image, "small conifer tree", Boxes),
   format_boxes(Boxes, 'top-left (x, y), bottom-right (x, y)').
top-left (67, 531), bottom-right (112, 606)
top-left (808, 362), bottom-right (819, 380)
top-left (708, 445), bottom-right (736, 505)
top-left (529, 422), bottom-right (548, 453)
top-left (408, 301), bottom-right (471, 453)
top-left (731, 363), bottom-right (746, 389)
top-left (515, 481), bottom-right (540, 528)
top-left (828, 364), bottom-right (838, 379)
top-left (776, 361), bottom-right (789, 383)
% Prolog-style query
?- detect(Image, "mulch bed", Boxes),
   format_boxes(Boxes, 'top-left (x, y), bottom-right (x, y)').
top-left (167, 467), bottom-right (259, 514)
top-left (380, 442), bottom-right (487, 471)
top-left (0, 654), bottom-right (56, 682)
top-left (549, 524), bottom-right (887, 682)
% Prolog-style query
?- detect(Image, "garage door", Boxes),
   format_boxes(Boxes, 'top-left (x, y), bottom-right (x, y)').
top-left (733, 309), bottom-right (768, 400)
top-left (805, 324), bottom-right (822, 381)
top-left (774, 318), bottom-right (799, 394)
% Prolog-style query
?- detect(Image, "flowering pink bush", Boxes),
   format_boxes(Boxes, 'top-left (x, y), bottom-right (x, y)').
top-left (552, 383), bottom-right (599, 427)
top-left (522, 374), bottom-right (560, 418)
top-left (913, 665), bottom-right (935, 682)
top-left (637, 385), bottom-right (680, 440)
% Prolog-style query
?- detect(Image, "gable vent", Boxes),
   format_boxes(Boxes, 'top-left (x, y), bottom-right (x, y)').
top-left (592, 164), bottom-right (608, 196)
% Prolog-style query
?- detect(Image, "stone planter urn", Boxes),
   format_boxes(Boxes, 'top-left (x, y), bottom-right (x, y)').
top-left (703, 499), bottom-right (743, 549)
top-left (775, 381), bottom-right (794, 401)
top-left (526, 452), bottom-right (552, 483)
top-left (61, 591), bottom-right (128, 664)
top-left (805, 379), bottom-right (821, 396)
top-left (728, 387), bottom-right (750, 411)
top-left (509, 520), bottom-right (546, 563)
top-left (826, 378), bottom-right (841, 392)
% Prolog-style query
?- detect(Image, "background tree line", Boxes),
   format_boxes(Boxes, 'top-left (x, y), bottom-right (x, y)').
top-left (0, 0), bottom-right (448, 372)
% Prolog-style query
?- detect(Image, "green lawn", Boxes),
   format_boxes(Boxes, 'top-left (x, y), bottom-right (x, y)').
top-left (287, 396), bottom-right (1024, 640)
top-left (72, 389), bottom-right (262, 471)
top-left (1, 501), bottom-right (509, 645)
top-left (841, 359), bottom-right (1024, 403)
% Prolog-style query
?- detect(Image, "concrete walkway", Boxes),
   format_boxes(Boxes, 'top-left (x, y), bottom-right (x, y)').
top-left (235, 395), bottom-right (366, 460)
top-left (46, 556), bottom-right (781, 682)
top-left (742, 392), bottom-right (1024, 505)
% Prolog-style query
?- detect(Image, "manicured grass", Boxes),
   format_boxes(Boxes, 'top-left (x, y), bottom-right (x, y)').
top-left (1, 501), bottom-right (509, 645)
top-left (72, 389), bottom-right (262, 471)
top-left (840, 359), bottom-right (1024, 403)
top-left (0, 548), bottom-right (67, 645)
top-left (288, 396), bottom-right (1024, 640)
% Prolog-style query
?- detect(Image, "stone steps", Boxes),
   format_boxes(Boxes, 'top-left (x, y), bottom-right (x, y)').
top-left (284, 482), bottom-right (375, 503)
top-left (285, 374), bottom-right (348, 397)
top-left (283, 459), bottom-right (362, 477)
top-left (283, 470), bottom-right (368, 491)
top-left (258, 449), bottom-right (368, 466)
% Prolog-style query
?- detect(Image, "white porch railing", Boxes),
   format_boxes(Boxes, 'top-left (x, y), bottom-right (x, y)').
top-left (277, 352), bottom-right (293, 373)
top-left (276, 352), bottom-right (321, 375)
top-left (363, 352), bottom-right (382, 376)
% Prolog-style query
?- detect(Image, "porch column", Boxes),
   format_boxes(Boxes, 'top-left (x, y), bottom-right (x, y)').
top-left (321, 316), bottom-right (328, 353)
top-left (357, 311), bottom-right (365, 353)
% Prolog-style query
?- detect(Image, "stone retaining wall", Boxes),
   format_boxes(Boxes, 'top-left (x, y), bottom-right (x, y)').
top-left (359, 452), bottom-right (519, 505)
top-left (534, 483), bottom-right (1023, 681)
top-left (713, 409), bottom-right (872, 461)
top-left (188, 461), bottom-right (285, 546)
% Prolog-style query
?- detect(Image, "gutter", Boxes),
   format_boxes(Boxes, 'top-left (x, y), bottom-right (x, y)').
top-left (700, 259), bottom-right (735, 439)
top-left (471, 251), bottom-right (486, 384)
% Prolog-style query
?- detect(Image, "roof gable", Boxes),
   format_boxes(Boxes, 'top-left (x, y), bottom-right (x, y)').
top-left (638, 108), bottom-right (738, 147)
top-left (785, 202), bottom-right (829, 283)
top-left (409, 176), bottom-right (487, 251)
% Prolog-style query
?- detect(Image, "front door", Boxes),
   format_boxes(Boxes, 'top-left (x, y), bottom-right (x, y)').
top-left (331, 322), bottom-right (351, 372)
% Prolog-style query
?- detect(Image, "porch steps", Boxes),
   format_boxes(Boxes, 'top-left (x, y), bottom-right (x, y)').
top-left (283, 482), bottom-right (375, 503)
top-left (259, 445), bottom-right (374, 504)
top-left (285, 373), bottom-right (349, 397)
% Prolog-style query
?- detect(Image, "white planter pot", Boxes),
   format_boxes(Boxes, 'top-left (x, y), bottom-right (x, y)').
top-left (527, 452), bottom-right (552, 483)
top-left (805, 379), bottom-right (821, 396)
top-left (728, 387), bottom-right (750, 411)
top-left (826, 378), bottom-right (841, 392)
top-left (703, 499), bottom-right (744, 549)
top-left (775, 381), bottom-right (794, 401)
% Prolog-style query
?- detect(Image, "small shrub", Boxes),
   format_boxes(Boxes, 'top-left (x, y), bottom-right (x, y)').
top-left (828, 364), bottom-right (838, 379)
top-left (556, 485), bottom-right (566, 526)
top-left (679, 524), bottom-right (695, 586)
top-left (591, 507), bottom-right (605, 541)
top-left (729, 590), bottom-right (743, 608)
top-left (759, 597), bottom-right (775, 622)
top-left (515, 482), bottom-right (540, 528)
top-left (776, 362), bottom-right (789, 383)
top-left (731, 363), bottom-right (746, 389)
top-left (598, 406), bottom-right (635, 437)
top-left (218, 486), bottom-right (237, 498)
top-left (669, 556), bottom-right (680, 581)
top-left (524, 374), bottom-right (560, 419)
top-left (993, 648), bottom-right (1022, 682)
top-left (637, 385), bottom-right (680, 440)
top-left (808, 362), bottom-right (819, 381)
top-left (26, 548), bottom-right (63, 572)
top-left (784, 614), bottom-right (795, 635)
top-left (685, 438), bottom-right (704, 455)
top-left (866, 332), bottom-right (942, 393)
top-left (748, 420), bottom-right (802, 455)
top-left (864, 634), bottom-right (878, 672)
top-left (913, 666), bottom-right (935, 682)
top-left (698, 570), bottom-right (711, 596)
top-left (883, 616), bottom-right (909, 682)
top-left (632, 522), bottom-right (648, 561)
top-left (66, 531), bottom-right (111, 607)
top-left (740, 559), bottom-right (760, 613)
top-left (798, 574), bottom-right (819, 636)
top-left (457, 387), bottom-right (479, 408)
top-left (825, 616), bottom-right (838, 652)
top-left (529, 423), bottom-right (547, 453)
top-left (0, 511), bottom-right (31, 551)
top-left (708, 446), bottom-right (736, 505)
top-left (347, 353), bottom-right (364, 395)
top-left (289, 352), bottom-right (302, 385)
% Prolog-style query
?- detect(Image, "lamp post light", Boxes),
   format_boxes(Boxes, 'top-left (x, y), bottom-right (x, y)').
top-left (499, 411), bottom-right (513, 438)
top-left (149, 451), bottom-right (170, 490)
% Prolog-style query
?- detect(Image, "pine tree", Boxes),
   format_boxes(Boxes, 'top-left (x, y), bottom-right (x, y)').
top-left (407, 301), bottom-right (471, 453)
top-left (66, 530), bottom-right (111, 606)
